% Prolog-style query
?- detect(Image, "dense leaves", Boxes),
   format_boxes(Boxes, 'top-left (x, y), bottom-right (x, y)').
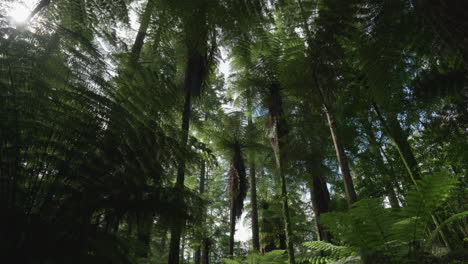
top-left (0, 1), bottom-right (466, 264)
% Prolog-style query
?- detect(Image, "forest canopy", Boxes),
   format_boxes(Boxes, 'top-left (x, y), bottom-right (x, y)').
top-left (0, 0), bottom-right (466, 264)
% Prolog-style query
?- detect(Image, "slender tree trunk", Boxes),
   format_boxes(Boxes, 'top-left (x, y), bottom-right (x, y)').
top-left (229, 200), bottom-right (236, 257)
top-left (194, 247), bottom-right (201, 264)
top-left (168, 86), bottom-right (192, 264)
top-left (26, 0), bottom-right (50, 23)
top-left (267, 84), bottom-right (295, 264)
top-left (130, 0), bottom-right (155, 63)
top-left (137, 212), bottom-right (153, 258)
top-left (201, 239), bottom-right (210, 264)
top-left (247, 99), bottom-right (260, 252)
top-left (307, 160), bottom-right (332, 242)
top-left (161, 228), bottom-right (167, 251)
top-left (361, 114), bottom-right (400, 209)
top-left (298, 0), bottom-right (357, 208)
top-left (372, 104), bottom-right (452, 248)
top-left (372, 103), bottom-right (421, 184)
top-left (323, 105), bottom-right (357, 207)
top-left (249, 161), bottom-right (260, 251)
top-left (196, 160), bottom-right (205, 263)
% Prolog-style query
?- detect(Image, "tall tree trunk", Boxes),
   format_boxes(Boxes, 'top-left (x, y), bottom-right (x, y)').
top-left (247, 97), bottom-right (260, 252)
top-left (372, 103), bottom-right (421, 184)
top-left (161, 228), bottom-right (167, 251)
top-left (168, 75), bottom-right (192, 264)
top-left (201, 239), bottom-right (210, 264)
top-left (194, 247), bottom-right (201, 264)
top-left (249, 161), bottom-right (260, 251)
top-left (372, 103), bottom-right (451, 248)
top-left (361, 114), bottom-right (400, 209)
top-left (26, 0), bottom-right (50, 23)
top-left (267, 84), bottom-right (295, 264)
top-left (196, 160), bottom-right (205, 263)
top-left (229, 200), bottom-right (236, 257)
top-left (130, 0), bottom-right (155, 63)
top-left (323, 105), bottom-right (357, 207)
top-left (307, 160), bottom-right (332, 242)
top-left (136, 212), bottom-right (153, 258)
top-left (298, 0), bottom-right (357, 208)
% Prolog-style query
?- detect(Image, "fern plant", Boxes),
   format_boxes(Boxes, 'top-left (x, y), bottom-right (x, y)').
top-left (321, 170), bottom-right (461, 263)
top-left (297, 241), bottom-right (359, 264)
top-left (223, 250), bottom-right (288, 264)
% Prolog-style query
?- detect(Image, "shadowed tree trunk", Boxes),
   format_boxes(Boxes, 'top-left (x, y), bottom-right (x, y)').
top-left (136, 212), bottom-right (153, 258)
top-left (168, 45), bottom-right (203, 264)
top-left (247, 95), bottom-right (260, 252)
top-left (195, 159), bottom-right (206, 263)
top-left (372, 103), bottom-right (451, 248)
top-left (361, 113), bottom-right (400, 209)
top-left (25, 0), bottom-right (50, 23)
top-left (372, 103), bottom-right (421, 184)
top-left (228, 143), bottom-right (247, 257)
top-left (229, 200), bottom-right (236, 256)
top-left (297, 0), bottom-right (357, 208)
top-left (194, 248), bottom-right (201, 264)
top-left (201, 239), bottom-right (210, 264)
top-left (267, 83), bottom-right (295, 264)
top-left (307, 159), bottom-right (332, 242)
top-left (130, 0), bottom-right (155, 63)
top-left (323, 104), bottom-right (358, 207)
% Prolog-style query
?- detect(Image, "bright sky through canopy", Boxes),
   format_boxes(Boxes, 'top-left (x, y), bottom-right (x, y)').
top-left (6, 0), bottom-right (34, 23)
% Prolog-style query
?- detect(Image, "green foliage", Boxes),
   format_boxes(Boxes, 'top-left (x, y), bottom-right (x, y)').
top-left (223, 250), bottom-right (288, 264)
top-left (321, 171), bottom-right (460, 262)
top-left (298, 241), bottom-right (358, 264)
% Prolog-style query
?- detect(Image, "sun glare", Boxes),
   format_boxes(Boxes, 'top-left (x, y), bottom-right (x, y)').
top-left (8, 2), bottom-right (33, 24)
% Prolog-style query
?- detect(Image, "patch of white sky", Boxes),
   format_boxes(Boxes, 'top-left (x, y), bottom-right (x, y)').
top-left (3, 0), bottom-right (35, 25)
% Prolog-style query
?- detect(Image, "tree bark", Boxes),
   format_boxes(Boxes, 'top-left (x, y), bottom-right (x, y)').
top-left (361, 114), bottom-right (400, 209)
top-left (307, 160), bottom-right (332, 242)
top-left (267, 84), bottom-right (295, 264)
top-left (372, 103), bottom-right (421, 184)
top-left (201, 239), bottom-right (210, 264)
top-left (168, 82), bottom-right (193, 264)
top-left (247, 99), bottom-right (260, 252)
top-left (298, 0), bottom-right (357, 208)
top-left (130, 0), bottom-right (155, 63)
top-left (249, 161), bottom-right (260, 251)
top-left (229, 200), bottom-right (236, 257)
top-left (194, 247), bottom-right (201, 264)
top-left (323, 105), bottom-right (357, 207)
top-left (136, 212), bottom-right (152, 258)
top-left (26, 0), bottom-right (50, 23)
